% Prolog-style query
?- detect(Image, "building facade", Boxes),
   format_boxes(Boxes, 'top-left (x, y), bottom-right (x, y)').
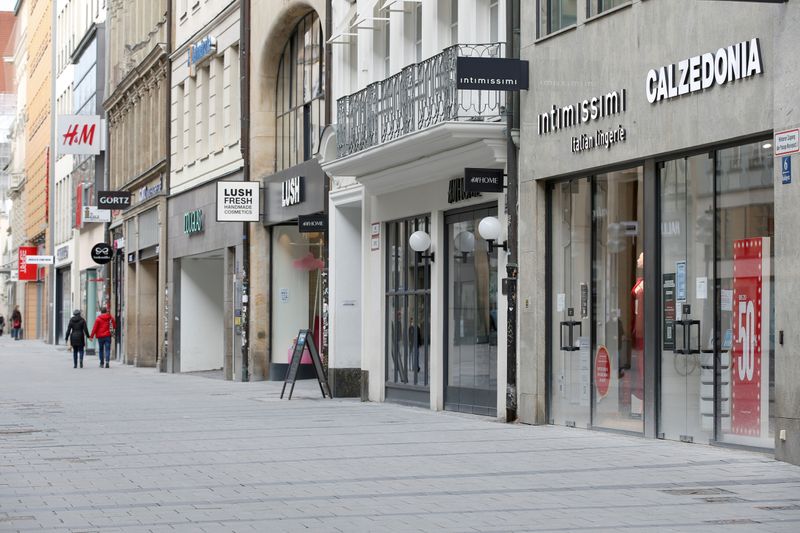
top-left (517, 0), bottom-right (800, 466)
top-left (105, 0), bottom-right (169, 367)
top-left (322, 0), bottom-right (513, 409)
top-left (165, 0), bottom-right (244, 377)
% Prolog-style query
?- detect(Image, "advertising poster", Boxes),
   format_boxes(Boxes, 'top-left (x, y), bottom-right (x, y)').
top-left (731, 237), bottom-right (770, 437)
top-left (662, 273), bottom-right (676, 350)
top-left (595, 345), bottom-right (611, 399)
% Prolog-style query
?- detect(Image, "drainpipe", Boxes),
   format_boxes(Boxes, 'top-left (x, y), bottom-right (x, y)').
top-left (504, 0), bottom-right (520, 422)
top-left (239, 0), bottom-right (251, 382)
top-left (163, 0), bottom-right (172, 372)
top-left (48, 1), bottom-right (57, 344)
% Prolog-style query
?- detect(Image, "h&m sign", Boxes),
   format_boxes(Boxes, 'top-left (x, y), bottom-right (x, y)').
top-left (57, 115), bottom-right (102, 155)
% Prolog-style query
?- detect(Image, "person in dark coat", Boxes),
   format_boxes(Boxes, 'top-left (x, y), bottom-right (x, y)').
top-left (65, 310), bottom-right (90, 369)
top-left (0, 313), bottom-right (5, 336)
top-left (10, 305), bottom-right (22, 340)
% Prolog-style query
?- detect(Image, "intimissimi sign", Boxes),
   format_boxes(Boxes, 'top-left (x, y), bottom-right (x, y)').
top-left (537, 90), bottom-right (627, 135)
top-left (646, 38), bottom-right (763, 104)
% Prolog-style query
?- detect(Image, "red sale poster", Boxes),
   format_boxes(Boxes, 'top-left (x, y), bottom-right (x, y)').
top-left (731, 237), bottom-right (769, 437)
top-left (595, 346), bottom-right (611, 399)
top-left (18, 246), bottom-right (38, 281)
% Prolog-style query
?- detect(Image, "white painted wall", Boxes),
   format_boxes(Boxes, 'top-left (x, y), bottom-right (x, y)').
top-left (330, 199), bottom-right (362, 370)
top-left (179, 258), bottom-right (224, 372)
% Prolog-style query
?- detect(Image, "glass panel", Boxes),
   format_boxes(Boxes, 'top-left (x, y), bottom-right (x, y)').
top-left (541, 0), bottom-right (577, 35)
top-left (717, 141), bottom-right (774, 447)
top-left (550, 178), bottom-right (591, 428)
top-left (593, 167), bottom-right (644, 433)
top-left (588, 0), bottom-right (628, 17)
top-left (659, 154), bottom-right (714, 443)
top-left (446, 213), bottom-right (498, 415)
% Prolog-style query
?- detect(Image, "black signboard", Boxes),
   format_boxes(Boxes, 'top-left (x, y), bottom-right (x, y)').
top-left (298, 213), bottom-right (327, 233)
top-left (663, 273), bottom-right (676, 351)
top-left (464, 168), bottom-right (504, 193)
top-left (97, 191), bottom-right (132, 210)
top-left (456, 57), bottom-right (530, 91)
top-left (281, 329), bottom-right (331, 400)
top-left (91, 242), bottom-right (114, 265)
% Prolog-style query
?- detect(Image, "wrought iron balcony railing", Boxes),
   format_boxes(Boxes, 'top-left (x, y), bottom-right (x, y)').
top-left (336, 43), bottom-right (506, 159)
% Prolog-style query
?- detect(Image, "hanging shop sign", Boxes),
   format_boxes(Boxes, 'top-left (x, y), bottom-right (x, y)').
top-left (91, 243), bottom-right (114, 265)
top-left (731, 237), bottom-right (770, 438)
top-left (97, 190), bottom-right (132, 209)
top-left (188, 36), bottom-right (217, 75)
top-left (595, 346), bottom-right (611, 399)
top-left (263, 159), bottom-right (327, 226)
top-left (183, 209), bottom-right (204, 235)
top-left (646, 38), bottom-right (763, 104)
top-left (57, 115), bottom-right (101, 155)
top-left (216, 181), bottom-right (260, 222)
top-left (448, 176), bottom-right (481, 204)
top-left (82, 206), bottom-right (112, 223)
top-left (298, 213), bottom-right (327, 233)
top-left (774, 129), bottom-right (799, 157)
top-left (464, 168), bottom-right (504, 193)
top-left (25, 255), bottom-right (54, 265)
top-left (282, 176), bottom-right (304, 207)
top-left (456, 57), bottom-right (529, 91)
top-left (18, 246), bottom-right (38, 281)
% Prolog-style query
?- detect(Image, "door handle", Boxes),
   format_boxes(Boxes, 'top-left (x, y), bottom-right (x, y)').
top-left (673, 319), bottom-right (701, 355)
top-left (560, 320), bottom-right (582, 352)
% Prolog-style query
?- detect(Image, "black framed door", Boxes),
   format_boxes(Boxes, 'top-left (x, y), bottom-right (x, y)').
top-left (444, 205), bottom-right (498, 416)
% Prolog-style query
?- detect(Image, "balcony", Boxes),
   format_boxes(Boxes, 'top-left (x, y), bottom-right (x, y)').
top-left (335, 43), bottom-right (506, 159)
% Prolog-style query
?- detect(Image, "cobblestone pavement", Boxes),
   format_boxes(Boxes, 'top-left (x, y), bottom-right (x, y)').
top-left (2, 338), bottom-right (800, 532)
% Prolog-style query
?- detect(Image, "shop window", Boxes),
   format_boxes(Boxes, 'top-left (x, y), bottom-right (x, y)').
top-left (271, 226), bottom-right (325, 367)
top-left (587, 0), bottom-right (629, 18)
top-left (538, 0), bottom-right (577, 37)
top-left (275, 12), bottom-right (325, 172)
top-left (386, 216), bottom-right (431, 390)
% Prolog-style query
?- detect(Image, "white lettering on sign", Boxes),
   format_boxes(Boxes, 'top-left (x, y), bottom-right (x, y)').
top-left (282, 176), bottom-right (303, 207)
top-left (538, 90), bottom-right (626, 135)
top-left (646, 38), bottom-right (763, 104)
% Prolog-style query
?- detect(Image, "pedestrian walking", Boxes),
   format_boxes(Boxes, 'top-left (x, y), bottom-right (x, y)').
top-left (65, 310), bottom-right (90, 369)
top-left (0, 313), bottom-right (4, 336)
top-left (10, 305), bottom-right (22, 340)
top-left (90, 306), bottom-right (116, 368)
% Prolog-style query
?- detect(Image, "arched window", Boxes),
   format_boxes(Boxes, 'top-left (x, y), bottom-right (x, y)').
top-left (276, 12), bottom-right (325, 172)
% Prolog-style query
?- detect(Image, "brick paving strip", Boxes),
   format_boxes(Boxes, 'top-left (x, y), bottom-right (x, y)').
top-left (2, 338), bottom-right (800, 532)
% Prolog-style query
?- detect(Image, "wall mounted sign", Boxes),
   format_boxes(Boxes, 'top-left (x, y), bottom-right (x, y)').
top-left (298, 213), bottom-right (327, 233)
top-left (538, 89), bottom-right (627, 135)
top-left (18, 246), bottom-right (38, 281)
top-left (456, 57), bottom-right (529, 91)
top-left (447, 177), bottom-right (481, 204)
top-left (138, 180), bottom-right (163, 202)
top-left (731, 237), bottom-right (770, 438)
top-left (127, 252), bottom-right (136, 263)
top-left (25, 255), bottom-right (54, 265)
top-left (188, 36), bottom-right (217, 74)
top-left (782, 156), bottom-right (792, 185)
top-left (57, 115), bottom-right (101, 155)
top-left (464, 168), bottom-right (504, 193)
top-left (774, 129), bottom-right (799, 157)
top-left (183, 209), bottom-right (204, 235)
top-left (371, 222), bottom-right (381, 251)
top-left (91, 243), bottom-right (114, 265)
top-left (646, 38), bottom-right (763, 104)
top-left (216, 181), bottom-right (260, 222)
top-left (82, 206), bottom-right (111, 223)
top-left (56, 244), bottom-right (70, 262)
top-left (281, 176), bottom-right (304, 207)
top-left (97, 190), bottom-right (132, 209)
top-left (662, 273), bottom-right (676, 351)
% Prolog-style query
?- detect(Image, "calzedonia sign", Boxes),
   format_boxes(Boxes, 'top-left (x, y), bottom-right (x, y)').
top-left (646, 38), bottom-right (763, 104)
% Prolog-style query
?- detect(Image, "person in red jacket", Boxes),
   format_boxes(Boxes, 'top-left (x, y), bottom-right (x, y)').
top-left (90, 306), bottom-right (116, 368)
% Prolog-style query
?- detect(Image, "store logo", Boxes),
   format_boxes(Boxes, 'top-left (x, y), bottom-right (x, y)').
top-left (184, 209), bottom-right (204, 235)
top-left (538, 90), bottom-right (627, 135)
top-left (139, 181), bottom-right (163, 202)
top-left (281, 176), bottom-right (304, 207)
top-left (646, 38), bottom-right (763, 104)
top-left (188, 36), bottom-right (217, 71)
top-left (447, 177), bottom-right (481, 204)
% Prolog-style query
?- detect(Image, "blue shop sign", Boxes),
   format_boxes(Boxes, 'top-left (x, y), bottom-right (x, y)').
top-left (188, 36), bottom-right (217, 69)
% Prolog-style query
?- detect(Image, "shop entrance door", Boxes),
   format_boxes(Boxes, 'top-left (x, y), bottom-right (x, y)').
top-left (444, 206), bottom-right (498, 416)
top-left (549, 168), bottom-right (644, 432)
top-left (658, 154), bottom-right (716, 443)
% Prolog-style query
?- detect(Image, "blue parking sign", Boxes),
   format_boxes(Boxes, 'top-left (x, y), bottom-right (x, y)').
top-left (782, 156), bottom-right (792, 184)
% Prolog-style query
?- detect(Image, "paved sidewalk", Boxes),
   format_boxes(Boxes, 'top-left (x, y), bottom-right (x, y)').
top-left (1, 338), bottom-right (800, 532)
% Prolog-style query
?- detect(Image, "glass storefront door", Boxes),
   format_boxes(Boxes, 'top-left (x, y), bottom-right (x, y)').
top-left (659, 140), bottom-right (774, 447)
top-left (445, 207), bottom-right (498, 416)
top-left (549, 169), bottom-right (644, 433)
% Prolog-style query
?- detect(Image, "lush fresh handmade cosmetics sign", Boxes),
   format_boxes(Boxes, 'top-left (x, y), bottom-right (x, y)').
top-left (217, 182), bottom-right (260, 222)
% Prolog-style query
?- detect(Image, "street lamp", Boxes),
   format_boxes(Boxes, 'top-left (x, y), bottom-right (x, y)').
top-left (478, 216), bottom-right (507, 253)
top-left (409, 230), bottom-right (435, 262)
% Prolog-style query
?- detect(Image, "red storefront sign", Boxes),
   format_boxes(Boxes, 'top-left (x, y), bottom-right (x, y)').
top-left (595, 345), bottom-right (611, 398)
top-left (731, 237), bottom-right (769, 437)
top-left (18, 246), bottom-right (38, 281)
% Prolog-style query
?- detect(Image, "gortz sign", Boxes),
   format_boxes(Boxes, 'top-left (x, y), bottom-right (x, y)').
top-left (184, 209), bottom-right (204, 235)
top-left (646, 38), bottom-right (763, 104)
top-left (281, 176), bottom-right (304, 207)
top-left (216, 181), bottom-right (260, 222)
top-left (97, 191), bottom-right (132, 209)
top-left (57, 115), bottom-right (101, 155)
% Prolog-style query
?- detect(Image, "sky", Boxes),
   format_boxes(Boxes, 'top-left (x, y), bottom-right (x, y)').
top-left (0, 1), bottom-right (13, 12)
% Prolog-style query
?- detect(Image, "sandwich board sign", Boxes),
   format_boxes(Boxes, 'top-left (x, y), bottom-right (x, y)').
top-left (280, 329), bottom-right (331, 400)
